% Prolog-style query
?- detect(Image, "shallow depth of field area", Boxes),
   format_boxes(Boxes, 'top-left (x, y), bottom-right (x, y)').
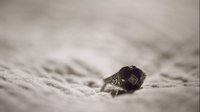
top-left (0, 0), bottom-right (199, 112)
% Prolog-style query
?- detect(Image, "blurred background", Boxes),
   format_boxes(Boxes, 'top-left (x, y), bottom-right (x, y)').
top-left (0, 0), bottom-right (199, 112)
top-left (0, 0), bottom-right (199, 74)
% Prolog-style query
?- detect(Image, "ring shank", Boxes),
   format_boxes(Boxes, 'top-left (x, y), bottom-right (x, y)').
top-left (100, 83), bottom-right (107, 92)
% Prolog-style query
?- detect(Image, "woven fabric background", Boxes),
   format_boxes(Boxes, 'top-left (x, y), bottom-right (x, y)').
top-left (0, 0), bottom-right (199, 112)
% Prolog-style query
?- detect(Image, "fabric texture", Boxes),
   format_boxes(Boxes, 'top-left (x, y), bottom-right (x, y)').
top-left (0, 0), bottom-right (199, 112)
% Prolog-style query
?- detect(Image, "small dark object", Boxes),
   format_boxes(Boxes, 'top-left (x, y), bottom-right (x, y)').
top-left (110, 90), bottom-right (134, 97)
top-left (101, 65), bottom-right (146, 92)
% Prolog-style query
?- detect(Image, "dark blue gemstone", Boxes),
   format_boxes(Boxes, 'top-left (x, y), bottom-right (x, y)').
top-left (123, 81), bottom-right (140, 91)
top-left (120, 66), bottom-right (142, 79)
top-left (121, 67), bottom-right (132, 79)
top-left (131, 67), bottom-right (141, 78)
top-left (119, 66), bottom-right (143, 91)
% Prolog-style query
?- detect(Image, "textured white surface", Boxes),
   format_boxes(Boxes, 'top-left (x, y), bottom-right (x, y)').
top-left (0, 0), bottom-right (199, 112)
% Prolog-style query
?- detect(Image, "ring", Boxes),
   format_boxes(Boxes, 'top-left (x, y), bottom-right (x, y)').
top-left (101, 65), bottom-right (146, 92)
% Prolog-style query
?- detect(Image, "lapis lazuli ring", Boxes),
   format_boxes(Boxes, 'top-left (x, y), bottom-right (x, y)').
top-left (100, 65), bottom-right (146, 92)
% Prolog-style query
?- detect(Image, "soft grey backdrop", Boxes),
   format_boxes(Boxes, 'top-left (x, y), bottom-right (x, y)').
top-left (0, 0), bottom-right (199, 112)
